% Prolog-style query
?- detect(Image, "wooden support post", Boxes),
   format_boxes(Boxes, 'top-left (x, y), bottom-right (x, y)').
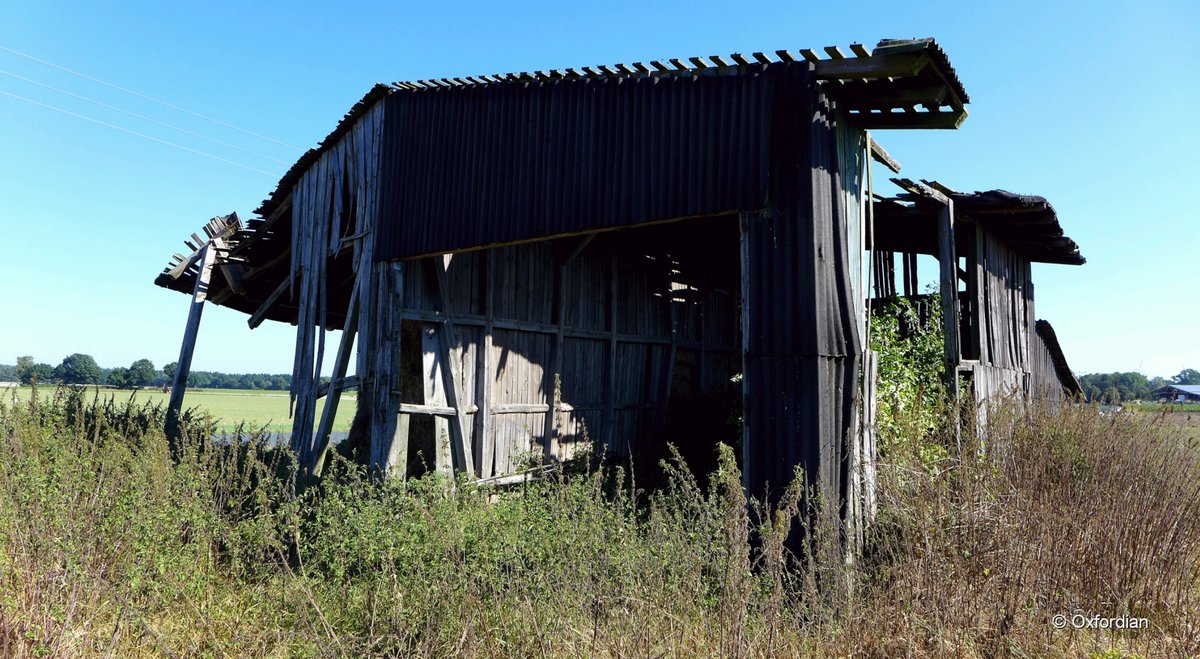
top-left (310, 283), bottom-right (360, 476)
top-left (166, 244), bottom-right (216, 447)
top-left (367, 262), bottom-right (407, 477)
top-left (973, 226), bottom-right (989, 365)
top-left (938, 202), bottom-right (960, 400)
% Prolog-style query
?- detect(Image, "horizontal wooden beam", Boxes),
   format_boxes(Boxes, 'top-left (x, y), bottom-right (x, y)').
top-left (395, 308), bottom-right (737, 351)
top-left (850, 108), bottom-right (967, 130)
top-left (890, 177), bottom-right (952, 206)
top-left (315, 375), bottom-right (363, 399)
top-left (396, 402), bottom-right (479, 416)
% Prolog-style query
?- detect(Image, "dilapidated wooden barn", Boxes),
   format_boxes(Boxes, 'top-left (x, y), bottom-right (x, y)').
top-left (156, 38), bottom-right (1082, 536)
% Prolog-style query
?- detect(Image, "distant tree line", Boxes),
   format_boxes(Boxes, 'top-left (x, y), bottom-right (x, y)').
top-left (1079, 368), bottom-right (1199, 404)
top-left (2, 355), bottom-right (293, 391)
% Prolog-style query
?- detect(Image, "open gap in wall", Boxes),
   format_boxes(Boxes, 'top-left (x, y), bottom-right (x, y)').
top-left (383, 212), bottom-right (745, 482)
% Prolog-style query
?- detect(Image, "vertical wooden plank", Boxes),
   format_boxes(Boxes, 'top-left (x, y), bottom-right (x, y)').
top-left (166, 244), bottom-right (217, 443)
top-left (474, 251), bottom-right (495, 477)
top-left (387, 414), bottom-right (411, 481)
top-left (658, 263), bottom-right (677, 426)
top-left (432, 255), bottom-right (476, 476)
top-left (901, 252), bottom-right (916, 297)
top-left (603, 254), bottom-right (619, 450)
top-left (541, 261), bottom-right (566, 461)
top-left (422, 324), bottom-right (453, 479)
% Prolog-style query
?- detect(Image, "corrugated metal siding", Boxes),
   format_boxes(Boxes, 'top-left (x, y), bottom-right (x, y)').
top-left (740, 78), bottom-right (862, 507)
top-left (374, 63), bottom-right (788, 260)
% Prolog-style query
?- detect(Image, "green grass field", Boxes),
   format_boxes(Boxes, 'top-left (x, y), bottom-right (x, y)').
top-left (1129, 402), bottom-right (1200, 413)
top-left (0, 385), bottom-right (355, 433)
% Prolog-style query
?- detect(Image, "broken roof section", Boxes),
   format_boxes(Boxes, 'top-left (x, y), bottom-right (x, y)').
top-left (874, 182), bottom-right (1085, 266)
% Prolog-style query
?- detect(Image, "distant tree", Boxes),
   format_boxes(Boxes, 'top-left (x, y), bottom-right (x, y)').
top-left (29, 363), bottom-right (54, 384)
top-left (15, 356), bottom-right (35, 384)
top-left (188, 372), bottom-right (212, 388)
top-left (0, 364), bottom-right (16, 381)
top-left (54, 353), bottom-right (102, 385)
top-left (1172, 369), bottom-right (1200, 386)
top-left (127, 359), bottom-right (156, 388)
top-left (107, 367), bottom-right (129, 389)
top-left (163, 361), bottom-right (178, 383)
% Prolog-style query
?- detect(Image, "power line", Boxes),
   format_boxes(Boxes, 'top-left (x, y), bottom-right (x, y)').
top-left (0, 90), bottom-right (276, 177)
top-left (0, 70), bottom-right (290, 165)
top-left (0, 44), bottom-right (305, 151)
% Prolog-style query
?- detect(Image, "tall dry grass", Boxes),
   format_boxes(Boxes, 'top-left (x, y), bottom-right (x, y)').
top-left (0, 386), bottom-right (1198, 656)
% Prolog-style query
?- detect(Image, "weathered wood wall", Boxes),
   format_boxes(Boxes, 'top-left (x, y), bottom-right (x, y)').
top-left (384, 228), bottom-right (742, 478)
top-left (287, 100), bottom-right (386, 470)
top-left (973, 224), bottom-right (1033, 372)
top-left (286, 149), bottom-right (743, 478)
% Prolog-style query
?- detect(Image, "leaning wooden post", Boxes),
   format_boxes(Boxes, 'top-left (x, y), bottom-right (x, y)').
top-left (166, 244), bottom-right (217, 452)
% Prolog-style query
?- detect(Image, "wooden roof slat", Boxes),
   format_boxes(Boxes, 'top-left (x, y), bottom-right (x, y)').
top-left (814, 52), bottom-right (929, 80)
top-left (869, 138), bottom-right (902, 174)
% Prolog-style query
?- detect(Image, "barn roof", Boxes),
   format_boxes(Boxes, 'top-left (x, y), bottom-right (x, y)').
top-left (1154, 384), bottom-right (1200, 396)
top-left (873, 184), bottom-right (1086, 265)
top-left (157, 38), bottom-right (971, 322)
top-left (253, 37), bottom-right (967, 223)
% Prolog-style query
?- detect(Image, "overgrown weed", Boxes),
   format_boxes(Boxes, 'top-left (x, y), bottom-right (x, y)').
top-left (0, 385), bottom-right (1197, 656)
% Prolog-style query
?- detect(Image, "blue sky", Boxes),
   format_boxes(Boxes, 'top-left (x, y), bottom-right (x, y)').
top-left (0, 0), bottom-right (1196, 378)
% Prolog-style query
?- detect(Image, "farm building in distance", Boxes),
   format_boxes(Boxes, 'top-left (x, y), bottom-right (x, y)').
top-left (1152, 385), bottom-right (1200, 403)
top-left (156, 38), bottom-right (1083, 537)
